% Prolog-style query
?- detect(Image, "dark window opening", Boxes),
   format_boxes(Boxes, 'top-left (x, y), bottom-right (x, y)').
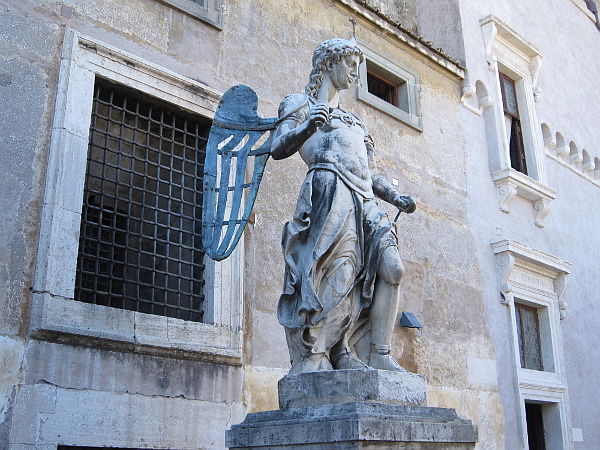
top-left (367, 69), bottom-right (398, 107)
top-left (515, 303), bottom-right (544, 371)
top-left (500, 73), bottom-right (527, 175)
top-left (75, 79), bottom-right (211, 322)
top-left (525, 403), bottom-right (547, 450)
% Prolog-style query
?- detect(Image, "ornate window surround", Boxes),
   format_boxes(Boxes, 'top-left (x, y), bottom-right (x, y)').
top-left (481, 16), bottom-right (557, 228)
top-left (493, 239), bottom-right (573, 449)
top-left (32, 29), bottom-right (243, 363)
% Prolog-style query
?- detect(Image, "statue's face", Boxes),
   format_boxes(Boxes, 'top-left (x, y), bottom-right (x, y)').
top-left (328, 54), bottom-right (361, 91)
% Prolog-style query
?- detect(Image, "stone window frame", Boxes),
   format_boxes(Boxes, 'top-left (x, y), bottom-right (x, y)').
top-left (31, 28), bottom-right (243, 363)
top-left (159, 0), bottom-right (224, 29)
top-left (493, 239), bottom-right (573, 449)
top-left (480, 16), bottom-right (557, 228)
top-left (356, 40), bottom-right (422, 131)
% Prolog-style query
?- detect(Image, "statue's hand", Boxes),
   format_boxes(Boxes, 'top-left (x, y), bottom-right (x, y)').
top-left (308, 103), bottom-right (330, 131)
top-left (394, 194), bottom-right (416, 214)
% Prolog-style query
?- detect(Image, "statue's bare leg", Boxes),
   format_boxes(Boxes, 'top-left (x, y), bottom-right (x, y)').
top-left (368, 246), bottom-right (407, 371)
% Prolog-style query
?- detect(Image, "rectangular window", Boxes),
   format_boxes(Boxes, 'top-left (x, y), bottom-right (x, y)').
top-left (500, 73), bottom-right (528, 175)
top-left (515, 303), bottom-right (543, 371)
top-left (367, 65), bottom-right (400, 108)
top-left (356, 41), bottom-right (421, 130)
top-left (75, 80), bottom-right (211, 322)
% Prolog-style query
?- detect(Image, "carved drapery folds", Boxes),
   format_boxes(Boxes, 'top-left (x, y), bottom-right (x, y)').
top-left (492, 240), bottom-right (572, 320)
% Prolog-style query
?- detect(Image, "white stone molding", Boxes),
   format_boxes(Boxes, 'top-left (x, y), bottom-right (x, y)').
top-left (533, 199), bottom-right (552, 228)
top-left (582, 149), bottom-right (594, 174)
top-left (461, 78), bottom-right (494, 116)
top-left (555, 132), bottom-right (569, 157)
top-left (554, 274), bottom-right (569, 320)
top-left (496, 179), bottom-right (518, 213)
top-left (32, 29), bottom-right (244, 363)
top-left (460, 79), bottom-right (481, 116)
top-left (492, 169), bottom-right (557, 227)
top-left (481, 21), bottom-right (498, 71)
top-left (530, 55), bottom-right (543, 102)
top-left (492, 240), bottom-right (572, 309)
top-left (477, 80), bottom-right (494, 111)
top-left (492, 239), bottom-right (573, 450)
top-left (480, 15), bottom-right (557, 226)
top-left (569, 142), bottom-right (583, 165)
top-left (543, 124), bottom-right (600, 188)
top-left (541, 123), bottom-right (556, 150)
top-left (496, 252), bottom-right (516, 304)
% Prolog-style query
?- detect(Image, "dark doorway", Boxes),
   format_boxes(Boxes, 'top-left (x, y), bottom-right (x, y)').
top-left (525, 402), bottom-right (546, 450)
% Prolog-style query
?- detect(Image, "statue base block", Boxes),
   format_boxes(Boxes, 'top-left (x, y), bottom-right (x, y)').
top-left (227, 370), bottom-right (477, 450)
top-left (278, 369), bottom-right (427, 409)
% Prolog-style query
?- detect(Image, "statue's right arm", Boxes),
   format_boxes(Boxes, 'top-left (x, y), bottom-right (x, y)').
top-left (271, 95), bottom-right (329, 160)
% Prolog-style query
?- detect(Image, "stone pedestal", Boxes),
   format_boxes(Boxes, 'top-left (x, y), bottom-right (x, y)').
top-left (226, 370), bottom-right (477, 450)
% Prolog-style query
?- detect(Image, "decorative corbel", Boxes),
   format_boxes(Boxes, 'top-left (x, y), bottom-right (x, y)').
top-left (482, 22), bottom-right (498, 72)
top-left (543, 134), bottom-right (556, 151)
top-left (496, 252), bottom-right (515, 305)
top-left (530, 56), bottom-right (543, 102)
top-left (479, 92), bottom-right (494, 112)
top-left (497, 182), bottom-right (518, 213)
top-left (555, 141), bottom-right (569, 158)
top-left (554, 273), bottom-right (569, 320)
top-left (460, 74), bottom-right (482, 116)
top-left (533, 199), bottom-right (551, 228)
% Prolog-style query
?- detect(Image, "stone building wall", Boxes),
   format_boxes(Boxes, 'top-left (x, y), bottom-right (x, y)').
top-left (452, 0), bottom-right (600, 448)
top-left (2, 0), bottom-right (598, 449)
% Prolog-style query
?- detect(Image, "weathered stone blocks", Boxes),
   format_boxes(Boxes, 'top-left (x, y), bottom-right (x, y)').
top-left (227, 370), bottom-right (477, 450)
top-left (278, 369), bottom-right (427, 409)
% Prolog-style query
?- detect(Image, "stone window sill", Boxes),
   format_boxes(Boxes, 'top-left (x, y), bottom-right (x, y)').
top-left (159, 0), bottom-right (223, 29)
top-left (492, 168), bottom-right (557, 227)
top-left (30, 293), bottom-right (241, 364)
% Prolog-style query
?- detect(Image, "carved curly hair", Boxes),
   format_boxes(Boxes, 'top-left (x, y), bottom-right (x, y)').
top-left (305, 38), bottom-right (364, 98)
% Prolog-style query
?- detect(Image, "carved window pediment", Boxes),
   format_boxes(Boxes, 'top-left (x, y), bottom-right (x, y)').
top-left (493, 239), bottom-right (571, 319)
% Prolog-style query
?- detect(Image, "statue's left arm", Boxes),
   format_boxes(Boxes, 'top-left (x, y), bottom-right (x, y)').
top-left (366, 136), bottom-right (416, 214)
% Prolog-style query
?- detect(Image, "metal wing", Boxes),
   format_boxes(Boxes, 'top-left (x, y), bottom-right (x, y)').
top-left (202, 85), bottom-right (277, 261)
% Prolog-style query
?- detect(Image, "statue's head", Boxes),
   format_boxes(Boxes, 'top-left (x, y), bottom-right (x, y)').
top-left (305, 38), bottom-right (364, 98)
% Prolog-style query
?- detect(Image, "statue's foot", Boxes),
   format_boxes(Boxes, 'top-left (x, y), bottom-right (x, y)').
top-left (368, 345), bottom-right (407, 372)
top-left (288, 353), bottom-right (333, 375)
top-left (331, 348), bottom-right (368, 370)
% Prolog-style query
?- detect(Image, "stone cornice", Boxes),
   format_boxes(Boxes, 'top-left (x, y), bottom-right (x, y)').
top-left (491, 240), bottom-right (572, 275)
top-left (335, 0), bottom-right (465, 79)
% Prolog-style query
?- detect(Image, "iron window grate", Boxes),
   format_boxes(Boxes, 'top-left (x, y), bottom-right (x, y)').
top-left (75, 79), bottom-right (210, 322)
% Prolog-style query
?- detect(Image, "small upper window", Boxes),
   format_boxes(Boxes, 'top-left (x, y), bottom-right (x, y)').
top-left (159, 0), bottom-right (223, 29)
top-left (367, 64), bottom-right (400, 108)
top-left (356, 41), bottom-right (421, 131)
top-left (500, 73), bottom-right (527, 175)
